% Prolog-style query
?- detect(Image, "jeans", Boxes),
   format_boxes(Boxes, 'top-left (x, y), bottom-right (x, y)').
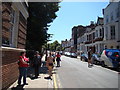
top-left (57, 61), bottom-right (60, 67)
top-left (34, 64), bottom-right (39, 77)
top-left (18, 67), bottom-right (28, 85)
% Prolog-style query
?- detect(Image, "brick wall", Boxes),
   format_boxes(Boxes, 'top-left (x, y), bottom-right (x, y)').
top-left (1, 2), bottom-right (28, 89)
top-left (17, 12), bottom-right (27, 49)
top-left (1, 47), bottom-right (25, 89)
top-left (2, 3), bottom-right (12, 46)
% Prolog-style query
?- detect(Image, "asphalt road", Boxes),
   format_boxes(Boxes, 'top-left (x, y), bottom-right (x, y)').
top-left (55, 55), bottom-right (119, 88)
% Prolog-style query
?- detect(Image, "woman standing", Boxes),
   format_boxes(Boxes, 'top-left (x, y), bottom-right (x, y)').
top-left (56, 52), bottom-right (61, 67)
top-left (46, 52), bottom-right (53, 79)
top-left (18, 52), bottom-right (29, 85)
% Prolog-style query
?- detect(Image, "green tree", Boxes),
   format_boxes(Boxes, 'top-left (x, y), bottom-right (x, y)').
top-left (48, 40), bottom-right (61, 51)
top-left (26, 2), bottom-right (60, 52)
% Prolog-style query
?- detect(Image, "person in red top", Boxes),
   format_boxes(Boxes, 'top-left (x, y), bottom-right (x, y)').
top-left (56, 52), bottom-right (61, 67)
top-left (18, 52), bottom-right (29, 85)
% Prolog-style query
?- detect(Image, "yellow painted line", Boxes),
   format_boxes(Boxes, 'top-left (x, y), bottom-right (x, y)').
top-left (53, 71), bottom-right (58, 89)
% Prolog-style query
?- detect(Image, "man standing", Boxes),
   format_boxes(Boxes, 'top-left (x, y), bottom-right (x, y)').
top-left (56, 52), bottom-right (61, 67)
top-left (18, 52), bottom-right (29, 85)
top-left (88, 49), bottom-right (93, 67)
top-left (33, 51), bottom-right (41, 78)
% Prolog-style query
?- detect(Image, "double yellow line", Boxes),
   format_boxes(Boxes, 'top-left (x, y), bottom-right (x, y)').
top-left (53, 73), bottom-right (58, 89)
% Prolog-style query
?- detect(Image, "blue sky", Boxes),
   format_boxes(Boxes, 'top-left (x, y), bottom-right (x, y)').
top-left (48, 2), bottom-right (109, 43)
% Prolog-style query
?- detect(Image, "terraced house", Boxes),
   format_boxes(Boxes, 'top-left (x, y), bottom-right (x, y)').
top-left (103, 1), bottom-right (120, 49)
top-left (1, 2), bottom-right (28, 89)
top-left (62, 1), bottom-right (120, 56)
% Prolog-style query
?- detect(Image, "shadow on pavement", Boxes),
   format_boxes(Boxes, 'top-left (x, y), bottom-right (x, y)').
top-left (27, 61), bottom-right (58, 80)
top-left (27, 61), bottom-right (48, 80)
top-left (11, 85), bottom-right (24, 90)
top-left (44, 76), bottom-right (52, 80)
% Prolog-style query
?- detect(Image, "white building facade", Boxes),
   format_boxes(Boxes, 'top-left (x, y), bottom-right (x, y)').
top-left (103, 1), bottom-right (120, 49)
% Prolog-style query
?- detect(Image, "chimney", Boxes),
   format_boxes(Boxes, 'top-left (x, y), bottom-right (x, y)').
top-left (102, 9), bottom-right (104, 15)
top-left (90, 21), bottom-right (94, 25)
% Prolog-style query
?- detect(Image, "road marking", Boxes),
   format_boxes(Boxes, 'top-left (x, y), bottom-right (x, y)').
top-left (53, 70), bottom-right (58, 89)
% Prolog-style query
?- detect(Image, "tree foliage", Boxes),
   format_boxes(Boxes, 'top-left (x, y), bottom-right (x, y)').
top-left (26, 2), bottom-right (60, 52)
top-left (48, 40), bottom-right (61, 51)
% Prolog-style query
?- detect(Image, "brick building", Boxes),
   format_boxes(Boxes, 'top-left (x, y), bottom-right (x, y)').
top-left (72, 26), bottom-right (77, 53)
top-left (1, 2), bottom-right (28, 89)
top-left (72, 25), bottom-right (86, 54)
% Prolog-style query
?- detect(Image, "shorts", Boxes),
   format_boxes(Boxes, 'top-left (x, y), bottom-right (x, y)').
top-left (49, 63), bottom-right (53, 66)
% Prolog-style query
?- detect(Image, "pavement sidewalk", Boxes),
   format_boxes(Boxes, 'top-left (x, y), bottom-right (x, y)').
top-left (8, 55), bottom-right (54, 89)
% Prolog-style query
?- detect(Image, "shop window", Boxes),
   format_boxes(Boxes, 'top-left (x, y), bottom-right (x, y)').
top-left (116, 46), bottom-right (119, 49)
top-left (110, 46), bottom-right (113, 49)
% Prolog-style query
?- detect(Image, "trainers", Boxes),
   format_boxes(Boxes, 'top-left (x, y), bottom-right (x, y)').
top-left (23, 83), bottom-right (28, 85)
top-left (17, 84), bottom-right (21, 86)
top-left (91, 64), bottom-right (93, 66)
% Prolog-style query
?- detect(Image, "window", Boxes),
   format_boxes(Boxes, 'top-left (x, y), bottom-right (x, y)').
top-left (106, 27), bottom-right (108, 40)
top-left (105, 45), bottom-right (107, 49)
top-left (110, 26), bottom-right (115, 39)
top-left (110, 12), bottom-right (113, 21)
top-left (2, 7), bottom-right (15, 47)
top-left (93, 32), bottom-right (95, 39)
top-left (9, 8), bottom-right (15, 47)
top-left (96, 30), bottom-right (98, 37)
top-left (106, 15), bottom-right (109, 23)
top-left (116, 8), bottom-right (119, 18)
top-left (2, 37), bottom-right (10, 47)
top-left (116, 46), bottom-right (119, 49)
top-left (100, 29), bottom-right (102, 37)
top-left (87, 35), bottom-right (89, 41)
top-left (102, 28), bottom-right (104, 38)
top-left (110, 46), bottom-right (113, 49)
top-left (100, 28), bottom-right (104, 37)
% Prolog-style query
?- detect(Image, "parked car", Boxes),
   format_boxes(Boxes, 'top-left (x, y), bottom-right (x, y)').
top-left (81, 53), bottom-right (88, 62)
top-left (67, 52), bottom-right (71, 57)
top-left (60, 51), bottom-right (63, 55)
top-left (100, 49), bottom-right (120, 69)
top-left (64, 52), bottom-right (71, 57)
top-left (64, 52), bottom-right (68, 56)
top-left (92, 53), bottom-right (101, 65)
top-left (71, 53), bottom-right (77, 58)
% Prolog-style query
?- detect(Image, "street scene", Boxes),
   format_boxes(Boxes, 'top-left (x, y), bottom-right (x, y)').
top-left (1, 0), bottom-right (120, 90)
top-left (56, 55), bottom-right (118, 88)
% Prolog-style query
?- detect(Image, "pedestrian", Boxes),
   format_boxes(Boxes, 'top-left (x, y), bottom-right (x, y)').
top-left (52, 52), bottom-right (55, 64)
top-left (33, 51), bottom-right (41, 78)
top-left (18, 52), bottom-right (29, 85)
top-left (56, 52), bottom-right (61, 67)
top-left (88, 49), bottom-right (93, 67)
top-left (46, 52), bottom-right (53, 79)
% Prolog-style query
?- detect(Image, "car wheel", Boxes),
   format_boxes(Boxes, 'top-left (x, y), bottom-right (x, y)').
top-left (101, 61), bottom-right (105, 67)
top-left (98, 61), bottom-right (101, 65)
top-left (94, 60), bottom-right (97, 64)
top-left (115, 66), bottom-right (120, 72)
